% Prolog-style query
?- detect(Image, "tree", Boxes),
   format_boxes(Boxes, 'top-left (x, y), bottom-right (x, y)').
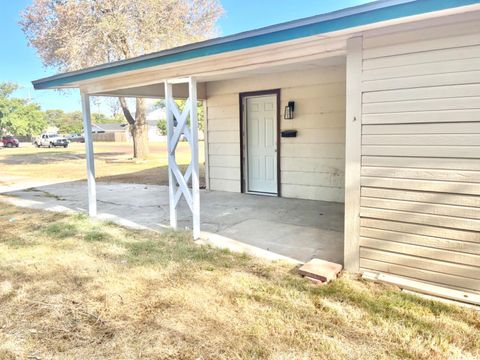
top-left (21, 0), bottom-right (223, 159)
top-left (154, 98), bottom-right (205, 132)
top-left (45, 109), bottom-right (127, 134)
top-left (45, 109), bottom-right (84, 134)
top-left (157, 119), bottom-right (167, 135)
top-left (0, 82), bottom-right (47, 136)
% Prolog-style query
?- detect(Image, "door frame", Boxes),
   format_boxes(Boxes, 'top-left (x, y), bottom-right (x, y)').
top-left (239, 89), bottom-right (281, 196)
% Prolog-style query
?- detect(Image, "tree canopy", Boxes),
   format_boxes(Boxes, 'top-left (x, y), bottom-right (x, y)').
top-left (21, 0), bottom-right (223, 158)
top-left (0, 82), bottom-right (47, 136)
top-left (21, 0), bottom-right (223, 72)
top-left (45, 109), bottom-right (128, 134)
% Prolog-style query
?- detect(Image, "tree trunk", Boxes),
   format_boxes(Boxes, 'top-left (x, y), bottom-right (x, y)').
top-left (119, 97), bottom-right (149, 159)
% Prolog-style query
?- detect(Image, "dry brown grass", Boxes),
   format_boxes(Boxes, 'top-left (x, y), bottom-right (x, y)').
top-left (0, 204), bottom-right (479, 360)
top-left (0, 142), bottom-right (205, 188)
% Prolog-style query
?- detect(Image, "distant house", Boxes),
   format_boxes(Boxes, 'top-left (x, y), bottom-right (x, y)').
top-left (146, 107), bottom-right (204, 141)
top-left (91, 123), bottom-right (129, 142)
top-left (146, 107), bottom-right (167, 142)
top-left (90, 119), bottom-right (172, 142)
top-left (45, 126), bottom-right (59, 134)
top-left (89, 106), bottom-right (202, 143)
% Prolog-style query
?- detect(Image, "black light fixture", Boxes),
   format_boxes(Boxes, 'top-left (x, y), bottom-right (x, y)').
top-left (284, 101), bottom-right (295, 120)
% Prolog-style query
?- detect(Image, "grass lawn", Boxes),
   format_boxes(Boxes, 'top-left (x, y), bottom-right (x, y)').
top-left (0, 204), bottom-right (479, 359)
top-left (0, 141), bottom-right (205, 188)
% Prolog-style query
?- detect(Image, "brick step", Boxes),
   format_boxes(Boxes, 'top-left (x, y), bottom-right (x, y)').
top-left (299, 259), bottom-right (343, 283)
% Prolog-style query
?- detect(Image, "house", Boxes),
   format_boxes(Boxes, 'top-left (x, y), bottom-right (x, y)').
top-left (92, 118), bottom-right (169, 142)
top-left (32, 0), bottom-right (480, 305)
top-left (146, 107), bottom-right (167, 142)
top-left (90, 123), bottom-right (129, 142)
top-left (146, 106), bottom-right (205, 141)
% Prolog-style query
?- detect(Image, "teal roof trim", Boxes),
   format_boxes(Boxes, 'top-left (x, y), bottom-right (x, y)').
top-left (33, 0), bottom-right (479, 89)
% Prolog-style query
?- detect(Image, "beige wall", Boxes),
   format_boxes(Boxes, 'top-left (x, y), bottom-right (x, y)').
top-left (358, 13), bottom-right (480, 297)
top-left (205, 65), bottom-right (346, 202)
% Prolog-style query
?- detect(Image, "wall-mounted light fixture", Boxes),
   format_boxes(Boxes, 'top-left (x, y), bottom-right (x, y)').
top-left (284, 101), bottom-right (295, 120)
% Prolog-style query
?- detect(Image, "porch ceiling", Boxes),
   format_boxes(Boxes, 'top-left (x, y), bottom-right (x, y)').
top-left (89, 54), bottom-right (346, 100)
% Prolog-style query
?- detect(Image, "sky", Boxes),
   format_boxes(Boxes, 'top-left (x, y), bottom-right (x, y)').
top-left (0, 0), bottom-right (374, 114)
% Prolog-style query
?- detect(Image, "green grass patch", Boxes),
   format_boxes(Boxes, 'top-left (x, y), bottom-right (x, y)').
top-left (42, 222), bottom-right (77, 239)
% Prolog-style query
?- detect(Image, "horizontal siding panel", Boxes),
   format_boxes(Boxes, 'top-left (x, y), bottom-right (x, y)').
top-left (206, 93), bottom-right (238, 107)
top-left (362, 109), bottom-right (480, 125)
top-left (361, 197), bottom-right (480, 220)
top-left (361, 24), bottom-right (480, 297)
top-left (361, 176), bottom-right (480, 196)
top-left (363, 97), bottom-right (480, 114)
top-left (362, 145), bottom-right (480, 158)
top-left (362, 57), bottom-right (480, 81)
top-left (361, 156), bottom-right (480, 171)
top-left (208, 143), bottom-right (240, 156)
top-left (207, 105), bottom-right (239, 120)
top-left (361, 218), bottom-right (480, 243)
top-left (209, 178), bottom-right (240, 193)
top-left (360, 258), bottom-right (480, 292)
top-left (361, 187), bottom-right (480, 208)
top-left (281, 157), bottom-right (344, 173)
top-left (362, 83), bottom-right (480, 103)
top-left (282, 171), bottom-right (344, 187)
top-left (282, 82), bottom-right (345, 99)
top-left (360, 237), bottom-right (480, 267)
top-left (206, 66), bottom-right (346, 94)
top-left (281, 113), bottom-right (345, 129)
top-left (362, 122), bottom-right (480, 134)
top-left (363, 18), bottom-right (480, 50)
top-left (207, 118), bottom-right (240, 131)
top-left (362, 71), bottom-right (480, 92)
top-left (360, 207), bottom-right (480, 232)
top-left (207, 92), bottom-right (240, 107)
top-left (361, 166), bottom-right (480, 183)
top-left (363, 32), bottom-right (480, 59)
top-left (281, 184), bottom-right (344, 202)
top-left (363, 44), bottom-right (480, 70)
top-left (208, 155), bottom-right (239, 168)
top-left (209, 167), bottom-right (240, 181)
top-left (287, 98), bottom-right (345, 114)
top-left (362, 134), bottom-right (480, 146)
top-left (282, 144), bottom-right (345, 159)
top-left (360, 227), bottom-right (480, 255)
top-left (360, 248), bottom-right (480, 280)
top-left (208, 130), bottom-right (239, 144)
top-left (281, 128), bottom-right (345, 144)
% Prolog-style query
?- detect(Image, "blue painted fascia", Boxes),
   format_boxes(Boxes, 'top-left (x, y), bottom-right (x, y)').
top-left (33, 0), bottom-right (480, 89)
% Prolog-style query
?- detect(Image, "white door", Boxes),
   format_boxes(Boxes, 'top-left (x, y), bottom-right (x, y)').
top-left (245, 95), bottom-right (278, 194)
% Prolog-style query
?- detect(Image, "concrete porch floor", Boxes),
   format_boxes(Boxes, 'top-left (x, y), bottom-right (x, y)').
top-left (2, 182), bottom-right (344, 264)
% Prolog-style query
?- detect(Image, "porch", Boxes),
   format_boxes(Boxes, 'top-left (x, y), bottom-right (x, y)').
top-left (4, 181), bottom-right (344, 264)
top-left (33, 26), bottom-right (353, 267)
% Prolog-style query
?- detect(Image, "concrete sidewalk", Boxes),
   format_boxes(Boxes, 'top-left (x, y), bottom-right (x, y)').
top-left (1, 181), bottom-right (344, 264)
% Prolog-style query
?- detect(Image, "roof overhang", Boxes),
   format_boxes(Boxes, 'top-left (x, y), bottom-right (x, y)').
top-left (32, 0), bottom-right (480, 96)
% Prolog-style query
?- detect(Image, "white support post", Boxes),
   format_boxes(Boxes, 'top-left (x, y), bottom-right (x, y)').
top-left (189, 79), bottom-right (200, 239)
top-left (344, 37), bottom-right (363, 272)
top-left (80, 92), bottom-right (97, 217)
top-left (165, 81), bottom-right (178, 229)
top-left (202, 99), bottom-right (210, 191)
top-left (164, 77), bottom-right (201, 238)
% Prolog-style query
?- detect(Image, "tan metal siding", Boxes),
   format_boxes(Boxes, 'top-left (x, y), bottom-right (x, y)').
top-left (360, 18), bottom-right (480, 296)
